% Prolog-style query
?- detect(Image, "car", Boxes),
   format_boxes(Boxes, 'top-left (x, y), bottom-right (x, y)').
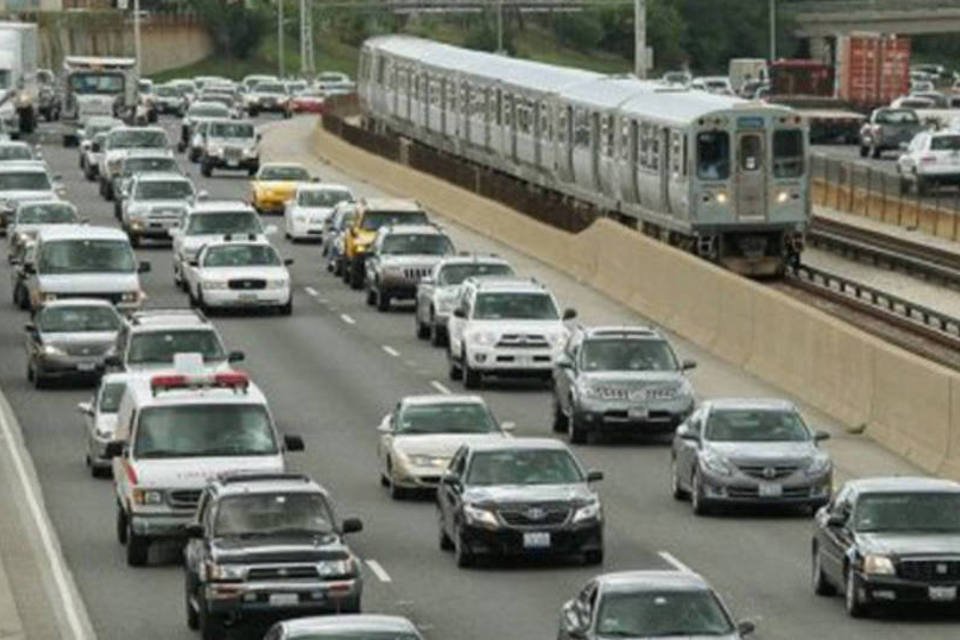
top-left (553, 326), bottom-right (697, 444)
top-left (343, 198), bottom-right (429, 289)
top-left (858, 108), bottom-right (924, 159)
top-left (108, 307), bottom-right (243, 373)
top-left (247, 80), bottom-right (291, 117)
top-left (377, 394), bottom-right (511, 498)
top-left (812, 476), bottom-right (960, 617)
top-left (0, 161), bottom-right (64, 237)
top-left (184, 237), bottom-right (293, 315)
top-left (671, 398), bottom-right (833, 515)
top-left (171, 201), bottom-right (275, 288)
top-left (110, 365), bottom-right (305, 566)
top-left (199, 119), bottom-right (261, 177)
top-left (240, 74), bottom-right (278, 111)
top-left (111, 151), bottom-right (182, 217)
top-left (264, 615), bottom-right (423, 640)
top-left (437, 437), bottom-right (604, 567)
top-left (24, 299), bottom-right (123, 388)
top-left (414, 254), bottom-right (514, 346)
top-left (249, 163), bottom-right (312, 214)
top-left (97, 126), bottom-right (170, 200)
top-left (152, 82), bottom-right (187, 116)
top-left (284, 79), bottom-right (309, 96)
top-left (78, 116), bottom-right (123, 176)
top-left (283, 183), bottom-right (354, 241)
top-left (198, 91), bottom-right (241, 119)
top-left (446, 276), bottom-right (576, 388)
top-left (897, 130), bottom-right (960, 195)
top-left (6, 200), bottom-right (80, 263)
top-left (289, 89), bottom-right (326, 114)
top-left (365, 223), bottom-right (455, 311)
top-left (178, 101), bottom-right (231, 155)
top-left (183, 473), bottom-right (363, 638)
top-left (136, 78), bottom-right (158, 123)
top-left (691, 76), bottom-right (734, 95)
top-left (558, 571), bottom-right (756, 640)
top-left (0, 141), bottom-right (39, 163)
top-left (37, 68), bottom-right (62, 122)
top-left (78, 372), bottom-right (132, 477)
top-left (120, 172), bottom-right (197, 246)
top-left (168, 78), bottom-right (197, 106)
top-left (15, 225), bottom-right (150, 313)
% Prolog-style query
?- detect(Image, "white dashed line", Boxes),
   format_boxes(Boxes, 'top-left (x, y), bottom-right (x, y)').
top-left (365, 559), bottom-right (392, 583)
top-left (317, 298), bottom-right (328, 304)
top-left (430, 380), bottom-right (452, 395)
top-left (304, 286), bottom-right (318, 296)
top-left (658, 551), bottom-right (694, 574)
top-left (340, 314), bottom-right (356, 325)
top-left (382, 345), bottom-right (400, 357)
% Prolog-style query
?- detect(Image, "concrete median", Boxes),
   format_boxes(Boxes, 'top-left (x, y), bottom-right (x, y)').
top-left (312, 121), bottom-right (960, 481)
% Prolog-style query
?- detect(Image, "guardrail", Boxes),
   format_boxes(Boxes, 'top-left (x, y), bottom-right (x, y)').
top-left (788, 0), bottom-right (960, 14)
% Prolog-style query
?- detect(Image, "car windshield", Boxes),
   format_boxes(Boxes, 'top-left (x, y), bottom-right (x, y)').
top-left (396, 403), bottom-right (497, 434)
top-left (0, 171), bottom-right (51, 191)
top-left (381, 234), bottom-right (453, 256)
top-left (360, 211), bottom-right (428, 230)
top-left (473, 292), bottom-right (559, 320)
top-left (259, 166), bottom-right (310, 181)
top-left (437, 263), bottom-right (513, 285)
top-left (705, 408), bottom-right (810, 442)
top-left (580, 338), bottom-right (678, 372)
top-left (126, 329), bottom-right (225, 364)
top-left (853, 492), bottom-right (960, 533)
top-left (203, 95), bottom-right (233, 107)
top-left (595, 590), bottom-right (735, 637)
top-left (38, 239), bottom-right (135, 274)
top-left (98, 382), bottom-right (126, 413)
top-left (70, 72), bottom-right (124, 95)
top-left (108, 130), bottom-right (167, 149)
top-left (466, 449), bottom-right (583, 486)
top-left (931, 135), bottom-right (960, 151)
top-left (38, 305), bottom-right (119, 332)
top-left (189, 105), bottom-right (229, 118)
top-left (156, 86), bottom-right (178, 97)
top-left (186, 211), bottom-right (261, 235)
top-left (86, 121), bottom-right (119, 137)
top-left (203, 244), bottom-right (280, 267)
top-left (299, 189), bottom-right (352, 207)
top-left (0, 146), bottom-right (32, 161)
top-left (876, 109), bottom-right (918, 124)
top-left (134, 404), bottom-right (278, 458)
top-left (124, 158), bottom-right (178, 176)
top-left (16, 203), bottom-right (77, 224)
top-left (209, 123), bottom-right (254, 139)
top-left (256, 83), bottom-right (286, 93)
top-left (214, 493), bottom-right (333, 537)
top-left (135, 181), bottom-right (193, 200)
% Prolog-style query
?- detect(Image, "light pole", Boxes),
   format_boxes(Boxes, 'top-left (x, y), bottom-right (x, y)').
top-left (635, 0), bottom-right (646, 78)
top-left (769, 0), bottom-right (776, 61)
top-left (278, 0), bottom-right (286, 78)
top-left (133, 0), bottom-right (142, 75)
top-left (496, 0), bottom-right (503, 54)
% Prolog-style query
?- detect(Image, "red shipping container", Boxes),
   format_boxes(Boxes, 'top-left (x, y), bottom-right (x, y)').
top-left (769, 59), bottom-right (834, 97)
top-left (837, 33), bottom-right (910, 110)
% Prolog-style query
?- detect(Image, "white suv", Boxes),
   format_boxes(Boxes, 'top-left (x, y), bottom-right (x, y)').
top-left (446, 277), bottom-right (576, 389)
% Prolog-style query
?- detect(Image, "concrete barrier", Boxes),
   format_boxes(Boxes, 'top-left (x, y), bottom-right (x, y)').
top-left (312, 121), bottom-right (960, 480)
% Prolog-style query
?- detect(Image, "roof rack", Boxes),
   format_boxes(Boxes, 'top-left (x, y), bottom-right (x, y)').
top-left (217, 472), bottom-right (312, 486)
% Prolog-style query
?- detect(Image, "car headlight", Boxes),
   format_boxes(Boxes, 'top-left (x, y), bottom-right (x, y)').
top-left (863, 554), bottom-right (895, 576)
top-left (41, 292), bottom-right (58, 302)
top-left (805, 454), bottom-right (832, 477)
top-left (572, 500), bottom-right (602, 523)
top-left (700, 450), bottom-right (734, 476)
top-left (577, 382), bottom-right (601, 400)
top-left (41, 344), bottom-right (66, 356)
top-left (203, 280), bottom-right (229, 290)
top-left (121, 291), bottom-right (141, 303)
top-left (243, 146), bottom-right (257, 156)
top-left (205, 562), bottom-right (245, 581)
top-left (407, 454), bottom-right (449, 468)
top-left (132, 488), bottom-right (165, 506)
top-left (463, 503), bottom-right (499, 529)
top-left (294, 214), bottom-right (308, 223)
top-left (208, 145), bottom-right (224, 157)
top-left (317, 558), bottom-right (355, 578)
top-left (266, 278), bottom-right (288, 289)
top-left (545, 332), bottom-right (566, 347)
top-left (645, 385), bottom-right (680, 401)
top-left (354, 242), bottom-right (370, 254)
top-left (95, 426), bottom-right (114, 439)
top-left (468, 331), bottom-right (497, 346)
top-left (108, 158), bottom-right (122, 173)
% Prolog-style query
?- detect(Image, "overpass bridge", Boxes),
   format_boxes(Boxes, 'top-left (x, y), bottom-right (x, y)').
top-left (788, 0), bottom-right (960, 37)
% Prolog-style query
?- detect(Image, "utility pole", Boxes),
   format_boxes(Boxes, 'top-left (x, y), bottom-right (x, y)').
top-left (496, 0), bottom-right (504, 54)
top-left (278, 0), bottom-right (286, 78)
top-left (634, 0), bottom-right (646, 78)
top-left (769, 0), bottom-right (776, 61)
top-left (133, 0), bottom-right (142, 75)
top-left (300, 0), bottom-right (315, 76)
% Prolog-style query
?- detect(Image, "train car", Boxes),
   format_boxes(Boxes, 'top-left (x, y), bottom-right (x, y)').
top-left (358, 36), bottom-right (809, 276)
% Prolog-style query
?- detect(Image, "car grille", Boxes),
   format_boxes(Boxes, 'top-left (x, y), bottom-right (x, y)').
top-left (593, 387), bottom-right (630, 400)
top-left (224, 147), bottom-right (243, 160)
top-left (228, 279), bottom-right (266, 290)
top-left (53, 292), bottom-right (124, 304)
top-left (61, 343), bottom-right (110, 357)
top-left (497, 503), bottom-right (571, 528)
top-left (150, 206), bottom-right (185, 219)
top-left (726, 486), bottom-right (810, 499)
top-left (402, 267), bottom-right (431, 280)
top-left (168, 489), bottom-right (201, 508)
top-left (495, 334), bottom-right (549, 349)
top-left (247, 565), bottom-right (319, 581)
top-left (736, 464), bottom-right (800, 480)
top-left (898, 559), bottom-right (960, 582)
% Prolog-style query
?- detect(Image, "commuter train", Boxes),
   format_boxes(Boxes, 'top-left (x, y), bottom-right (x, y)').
top-left (357, 36), bottom-right (811, 276)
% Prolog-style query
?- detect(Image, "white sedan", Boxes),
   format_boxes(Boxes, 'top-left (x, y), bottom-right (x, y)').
top-left (284, 183), bottom-right (355, 242)
top-left (184, 238), bottom-right (293, 314)
top-left (897, 130), bottom-right (960, 195)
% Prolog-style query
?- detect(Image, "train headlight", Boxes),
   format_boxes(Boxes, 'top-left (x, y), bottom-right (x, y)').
top-left (715, 192), bottom-right (728, 204)
top-left (777, 191), bottom-right (790, 204)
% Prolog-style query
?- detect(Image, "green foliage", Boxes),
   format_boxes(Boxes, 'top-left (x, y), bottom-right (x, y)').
top-left (191, 0), bottom-right (269, 60)
top-left (551, 10), bottom-right (603, 53)
top-left (679, 0), bottom-right (769, 73)
top-left (463, 10), bottom-right (513, 54)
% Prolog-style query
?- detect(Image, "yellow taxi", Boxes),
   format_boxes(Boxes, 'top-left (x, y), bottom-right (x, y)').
top-left (249, 163), bottom-right (313, 214)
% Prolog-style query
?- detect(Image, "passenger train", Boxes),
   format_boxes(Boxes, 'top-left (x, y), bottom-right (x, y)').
top-left (357, 36), bottom-right (810, 276)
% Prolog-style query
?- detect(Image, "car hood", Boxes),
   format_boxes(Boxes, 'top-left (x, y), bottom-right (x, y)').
top-left (211, 534), bottom-right (350, 564)
top-left (37, 273), bottom-right (140, 293)
top-left (255, 181), bottom-right (298, 194)
top-left (706, 441), bottom-right (817, 465)
top-left (580, 370), bottom-right (685, 388)
top-left (393, 433), bottom-right (507, 458)
top-left (856, 532), bottom-right (960, 556)
top-left (289, 205), bottom-right (334, 217)
top-left (133, 455), bottom-right (283, 489)
top-left (0, 190), bottom-right (57, 205)
top-left (379, 254), bottom-right (446, 268)
top-left (200, 266), bottom-right (287, 279)
top-left (11, 222), bottom-right (73, 237)
top-left (95, 413), bottom-right (119, 437)
top-left (464, 482), bottom-right (594, 506)
top-left (41, 330), bottom-right (117, 348)
top-left (211, 137), bottom-right (256, 147)
top-left (466, 319), bottom-right (565, 335)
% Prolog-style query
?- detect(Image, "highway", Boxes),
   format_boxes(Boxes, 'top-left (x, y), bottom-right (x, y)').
top-left (1, 114), bottom-right (957, 640)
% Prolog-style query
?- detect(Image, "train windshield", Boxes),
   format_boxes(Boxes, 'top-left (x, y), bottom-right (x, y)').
top-left (773, 130), bottom-right (804, 178)
top-left (697, 132), bottom-right (730, 180)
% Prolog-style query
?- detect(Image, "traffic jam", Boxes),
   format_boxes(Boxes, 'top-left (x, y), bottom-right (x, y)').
top-left (1, 34), bottom-right (960, 640)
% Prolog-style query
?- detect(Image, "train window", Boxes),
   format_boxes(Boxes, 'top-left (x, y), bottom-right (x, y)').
top-left (448, 79), bottom-right (458, 113)
top-left (471, 86), bottom-right (486, 118)
top-left (670, 131), bottom-right (684, 176)
top-left (491, 90), bottom-right (501, 125)
top-left (620, 119), bottom-right (630, 161)
top-left (503, 93), bottom-right (513, 127)
top-left (557, 108), bottom-right (567, 143)
top-left (377, 57), bottom-right (387, 85)
top-left (697, 132), bottom-right (730, 180)
top-left (538, 103), bottom-right (550, 140)
top-left (773, 130), bottom-right (804, 178)
top-left (429, 77), bottom-right (441, 107)
top-left (649, 129), bottom-right (660, 171)
top-left (460, 84), bottom-right (468, 115)
top-left (739, 134), bottom-right (763, 172)
top-left (574, 109), bottom-right (590, 148)
top-left (516, 100), bottom-right (529, 134)
top-left (602, 114), bottom-right (615, 158)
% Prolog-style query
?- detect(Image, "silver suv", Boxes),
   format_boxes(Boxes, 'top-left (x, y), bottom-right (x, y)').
top-left (120, 172), bottom-right (196, 246)
top-left (552, 326), bottom-right (696, 444)
top-left (199, 118), bottom-right (260, 177)
top-left (364, 224), bottom-right (454, 312)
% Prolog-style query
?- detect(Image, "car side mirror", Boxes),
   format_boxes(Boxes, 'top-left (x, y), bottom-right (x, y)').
top-left (228, 350), bottom-right (245, 363)
top-left (311, 176), bottom-right (320, 183)
top-left (681, 359), bottom-right (697, 371)
top-left (22, 262), bottom-right (35, 274)
top-left (197, 190), bottom-right (209, 200)
top-left (440, 471), bottom-right (459, 486)
top-left (562, 308), bottom-right (577, 321)
top-left (586, 469), bottom-right (604, 483)
top-left (92, 143), bottom-right (101, 152)
top-left (283, 434), bottom-right (305, 452)
top-left (814, 430), bottom-right (831, 442)
top-left (185, 523), bottom-right (204, 539)
top-left (377, 415), bottom-right (393, 433)
top-left (104, 441), bottom-right (124, 458)
top-left (104, 354), bottom-right (122, 368)
top-left (827, 512), bottom-right (847, 528)
top-left (452, 308), bottom-right (466, 319)
top-left (24, 322), bottom-right (37, 334)
top-left (737, 620), bottom-right (756, 637)
top-left (501, 421), bottom-right (516, 432)
top-left (284, 258), bottom-right (294, 266)
top-left (138, 261), bottom-right (151, 273)
top-left (556, 354), bottom-right (573, 369)
top-left (420, 276), bottom-right (434, 285)
top-left (77, 401), bottom-right (94, 416)
top-left (679, 428), bottom-right (700, 442)
top-left (561, 601), bottom-right (587, 638)
top-left (341, 517), bottom-right (363, 534)
top-left (256, 133), bottom-right (263, 142)
top-left (188, 259), bottom-right (199, 267)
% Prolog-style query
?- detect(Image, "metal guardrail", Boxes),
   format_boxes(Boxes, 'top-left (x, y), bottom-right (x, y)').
top-left (788, 0), bottom-right (960, 15)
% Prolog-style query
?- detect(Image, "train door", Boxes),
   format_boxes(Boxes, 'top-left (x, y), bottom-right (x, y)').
top-left (590, 112), bottom-right (600, 188)
top-left (659, 128), bottom-right (671, 213)
top-left (562, 105), bottom-right (574, 180)
top-left (735, 131), bottom-right (766, 219)
top-left (629, 120), bottom-right (640, 203)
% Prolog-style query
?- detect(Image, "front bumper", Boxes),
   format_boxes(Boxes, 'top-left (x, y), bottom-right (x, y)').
top-left (255, 101), bottom-right (288, 113)
top-left (391, 463), bottom-right (449, 490)
top-left (466, 347), bottom-right (556, 374)
top-left (207, 155), bottom-right (259, 171)
top-left (34, 353), bottom-right (107, 377)
top-left (288, 219), bottom-right (326, 239)
top-left (699, 469), bottom-right (832, 507)
top-left (203, 287), bottom-right (291, 308)
top-left (128, 219), bottom-right (180, 239)
top-left (377, 275), bottom-right (419, 300)
top-left (574, 400), bottom-right (692, 434)
top-left (130, 511), bottom-right (193, 537)
top-left (460, 520), bottom-right (602, 558)
top-left (855, 572), bottom-right (960, 607)
top-left (204, 577), bottom-right (361, 618)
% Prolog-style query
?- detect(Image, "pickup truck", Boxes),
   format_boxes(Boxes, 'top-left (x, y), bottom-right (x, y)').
top-left (859, 107), bottom-right (924, 159)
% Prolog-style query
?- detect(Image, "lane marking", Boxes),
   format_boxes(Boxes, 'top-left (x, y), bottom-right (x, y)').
top-left (317, 298), bottom-right (328, 304)
top-left (304, 286), bottom-right (318, 296)
top-left (430, 380), bottom-right (452, 395)
top-left (365, 559), bottom-right (392, 583)
top-left (658, 550), bottom-right (694, 574)
top-left (382, 345), bottom-right (400, 358)
top-left (340, 314), bottom-right (356, 325)
top-left (0, 399), bottom-right (88, 639)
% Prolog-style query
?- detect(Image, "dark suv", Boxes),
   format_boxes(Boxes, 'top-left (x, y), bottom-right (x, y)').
top-left (183, 473), bottom-right (364, 640)
top-left (812, 476), bottom-right (960, 618)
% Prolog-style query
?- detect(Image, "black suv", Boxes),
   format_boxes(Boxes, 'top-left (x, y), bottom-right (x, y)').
top-left (183, 473), bottom-right (364, 640)
top-left (812, 476), bottom-right (960, 617)
top-left (437, 438), bottom-right (604, 568)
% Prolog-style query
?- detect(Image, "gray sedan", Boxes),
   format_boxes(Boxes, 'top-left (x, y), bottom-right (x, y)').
top-left (671, 398), bottom-right (833, 515)
top-left (264, 614), bottom-right (423, 640)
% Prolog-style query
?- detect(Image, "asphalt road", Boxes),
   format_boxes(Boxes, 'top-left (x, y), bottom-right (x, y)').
top-left (0, 114), bottom-right (956, 640)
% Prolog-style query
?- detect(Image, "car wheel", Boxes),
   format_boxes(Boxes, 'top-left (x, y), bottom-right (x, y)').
top-left (116, 505), bottom-right (128, 544)
top-left (583, 549), bottom-right (603, 566)
top-left (366, 286), bottom-right (376, 306)
top-left (197, 289), bottom-right (209, 315)
top-left (415, 308), bottom-right (430, 339)
top-left (691, 470), bottom-right (711, 516)
top-left (448, 349), bottom-right (462, 381)
top-left (198, 599), bottom-right (226, 640)
top-left (462, 350), bottom-right (481, 388)
top-left (26, 359), bottom-right (34, 382)
top-left (870, 145), bottom-right (881, 159)
top-left (569, 413), bottom-right (587, 445)
top-left (918, 176), bottom-right (931, 197)
top-left (812, 545), bottom-right (836, 596)
top-left (899, 176), bottom-right (910, 195)
top-left (126, 526), bottom-right (149, 566)
top-left (185, 573), bottom-right (199, 630)
top-left (454, 530), bottom-right (474, 568)
top-left (671, 458), bottom-right (689, 500)
top-left (430, 313), bottom-right (446, 347)
top-left (844, 566), bottom-right (867, 617)
top-left (33, 366), bottom-right (47, 389)
top-left (201, 162), bottom-right (212, 178)
top-left (129, 233), bottom-right (140, 248)
top-left (279, 298), bottom-right (293, 316)
top-left (438, 514), bottom-right (454, 551)
top-left (859, 145), bottom-right (868, 158)
top-left (377, 288), bottom-right (391, 312)
top-left (349, 264), bottom-right (363, 290)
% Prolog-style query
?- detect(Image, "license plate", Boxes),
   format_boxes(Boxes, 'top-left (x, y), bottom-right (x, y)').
top-left (268, 593), bottom-right (299, 606)
top-left (758, 483), bottom-right (782, 497)
top-left (523, 532), bottom-right (551, 549)
top-left (238, 293), bottom-right (258, 302)
top-left (76, 363), bottom-right (97, 372)
top-left (929, 586), bottom-right (957, 601)
top-left (628, 407), bottom-right (649, 420)
top-left (227, 159), bottom-right (239, 167)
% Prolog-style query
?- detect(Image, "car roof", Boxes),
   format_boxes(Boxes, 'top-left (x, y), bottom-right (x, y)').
top-left (597, 570), bottom-right (713, 593)
top-left (467, 437), bottom-right (568, 453)
top-left (702, 397), bottom-right (797, 412)
top-left (437, 254), bottom-right (510, 266)
top-left (581, 326), bottom-right (664, 340)
top-left (846, 476), bottom-right (960, 495)
top-left (211, 473), bottom-right (327, 498)
top-left (281, 615), bottom-right (418, 635)
top-left (123, 149), bottom-right (175, 159)
top-left (108, 126), bottom-right (165, 135)
top-left (467, 276), bottom-right (547, 293)
top-left (0, 160), bottom-right (47, 172)
top-left (37, 225), bottom-right (127, 241)
top-left (360, 198), bottom-right (424, 212)
top-left (16, 199), bottom-right (75, 210)
top-left (400, 394), bottom-right (486, 407)
top-left (126, 308), bottom-right (210, 329)
top-left (189, 101), bottom-right (230, 111)
top-left (189, 200), bottom-right (255, 214)
top-left (132, 172), bottom-right (191, 183)
top-left (295, 183), bottom-right (351, 193)
top-left (125, 374), bottom-right (268, 407)
top-left (202, 238), bottom-right (274, 251)
top-left (0, 141), bottom-right (30, 148)
top-left (380, 223), bottom-right (444, 236)
top-left (40, 297), bottom-right (116, 310)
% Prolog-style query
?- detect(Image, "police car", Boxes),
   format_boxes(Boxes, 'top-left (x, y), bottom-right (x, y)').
top-left (109, 358), bottom-right (305, 566)
top-left (183, 235), bottom-right (293, 315)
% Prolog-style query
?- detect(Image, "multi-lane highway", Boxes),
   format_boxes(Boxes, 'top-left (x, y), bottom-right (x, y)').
top-left (0, 114), bottom-right (955, 640)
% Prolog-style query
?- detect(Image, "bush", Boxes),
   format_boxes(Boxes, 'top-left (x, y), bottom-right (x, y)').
top-left (551, 11), bottom-right (603, 52)
top-left (191, 0), bottom-right (269, 60)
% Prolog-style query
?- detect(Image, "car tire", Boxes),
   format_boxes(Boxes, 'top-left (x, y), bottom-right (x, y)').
top-left (197, 289), bottom-right (209, 315)
top-left (350, 265), bottom-right (364, 290)
top-left (199, 600), bottom-right (226, 640)
top-left (366, 286), bottom-right (376, 306)
top-left (126, 526), bottom-right (149, 567)
top-left (376, 288), bottom-right (390, 312)
top-left (33, 366), bottom-right (47, 390)
top-left (569, 414), bottom-right (588, 445)
top-left (670, 458), bottom-right (689, 500)
top-left (279, 298), bottom-right (293, 316)
top-left (859, 145), bottom-right (868, 158)
top-left (415, 309), bottom-right (430, 339)
top-left (430, 314), bottom-right (446, 347)
top-left (899, 176), bottom-right (910, 196)
top-left (129, 233), bottom-right (140, 249)
top-left (691, 470), bottom-right (711, 516)
top-left (917, 176), bottom-right (931, 197)
top-left (812, 546), bottom-right (836, 596)
top-left (188, 148), bottom-right (198, 162)
top-left (14, 283), bottom-right (28, 310)
top-left (552, 396), bottom-right (569, 432)
top-left (25, 359), bottom-right (34, 383)
top-left (439, 518), bottom-right (454, 551)
top-left (185, 573), bottom-right (199, 630)
top-left (462, 350), bottom-right (481, 389)
top-left (844, 566), bottom-right (867, 617)
top-left (870, 145), bottom-right (881, 159)
top-left (454, 530), bottom-right (474, 568)
top-left (448, 349), bottom-right (462, 381)
top-left (201, 162), bottom-right (212, 178)
top-left (583, 549), bottom-right (603, 566)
